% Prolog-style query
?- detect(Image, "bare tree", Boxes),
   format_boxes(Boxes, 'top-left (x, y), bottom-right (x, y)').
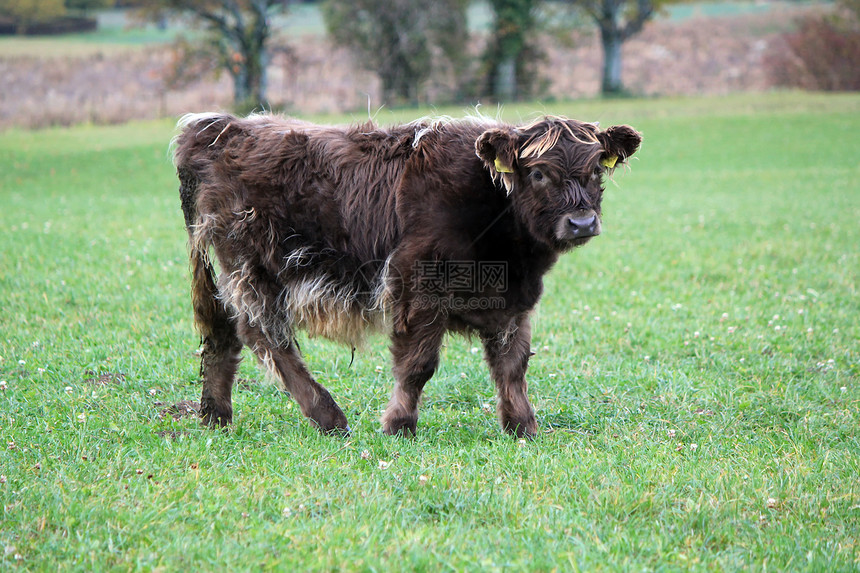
top-left (144, 0), bottom-right (291, 109)
top-left (0, 0), bottom-right (65, 34)
top-left (484, 0), bottom-right (542, 101)
top-left (322, 0), bottom-right (469, 106)
top-left (568, 0), bottom-right (657, 95)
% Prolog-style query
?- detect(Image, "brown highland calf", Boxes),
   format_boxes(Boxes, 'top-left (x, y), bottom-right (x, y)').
top-left (173, 112), bottom-right (641, 438)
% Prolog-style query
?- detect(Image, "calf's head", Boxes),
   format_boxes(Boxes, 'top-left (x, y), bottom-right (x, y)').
top-left (476, 117), bottom-right (641, 250)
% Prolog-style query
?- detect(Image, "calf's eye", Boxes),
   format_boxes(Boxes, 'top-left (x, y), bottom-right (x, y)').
top-left (531, 169), bottom-right (544, 182)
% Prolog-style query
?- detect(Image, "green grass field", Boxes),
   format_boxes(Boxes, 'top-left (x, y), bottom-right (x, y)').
top-left (1, 92), bottom-right (858, 570)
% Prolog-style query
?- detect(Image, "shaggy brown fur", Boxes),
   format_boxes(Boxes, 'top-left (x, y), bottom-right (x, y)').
top-left (173, 112), bottom-right (641, 437)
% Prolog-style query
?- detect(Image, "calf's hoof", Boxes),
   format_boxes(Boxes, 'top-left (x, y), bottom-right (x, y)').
top-left (502, 415), bottom-right (538, 439)
top-left (308, 404), bottom-right (350, 436)
top-left (381, 416), bottom-right (418, 438)
top-left (200, 408), bottom-right (232, 428)
top-left (313, 417), bottom-right (351, 437)
top-left (319, 424), bottom-right (351, 437)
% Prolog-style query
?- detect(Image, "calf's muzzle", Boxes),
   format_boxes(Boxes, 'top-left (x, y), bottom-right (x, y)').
top-left (568, 214), bottom-right (598, 237)
top-left (558, 210), bottom-right (601, 241)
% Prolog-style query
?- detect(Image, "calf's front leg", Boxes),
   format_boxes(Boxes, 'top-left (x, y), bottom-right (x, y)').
top-left (381, 317), bottom-right (445, 437)
top-left (482, 313), bottom-right (538, 438)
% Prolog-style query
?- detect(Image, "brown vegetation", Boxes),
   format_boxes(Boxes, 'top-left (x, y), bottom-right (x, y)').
top-left (764, 9), bottom-right (860, 91)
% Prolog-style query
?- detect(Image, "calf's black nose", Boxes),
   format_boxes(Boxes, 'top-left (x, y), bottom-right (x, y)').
top-left (567, 214), bottom-right (598, 238)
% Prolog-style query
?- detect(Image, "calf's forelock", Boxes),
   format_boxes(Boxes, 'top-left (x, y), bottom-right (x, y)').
top-left (518, 116), bottom-right (600, 159)
top-left (476, 116), bottom-right (612, 195)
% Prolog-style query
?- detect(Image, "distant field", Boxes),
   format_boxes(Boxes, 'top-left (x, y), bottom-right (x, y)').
top-left (1, 92), bottom-right (858, 570)
top-left (0, 0), bottom-right (812, 56)
top-left (0, 1), bottom-right (823, 129)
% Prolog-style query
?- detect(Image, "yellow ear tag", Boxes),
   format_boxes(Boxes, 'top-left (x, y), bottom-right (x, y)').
top-left (601, 155), bottom-right (618, 169)
top-left (494, 158), bottom-right (513, 173)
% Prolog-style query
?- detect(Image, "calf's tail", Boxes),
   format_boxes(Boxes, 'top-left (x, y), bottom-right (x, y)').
top-left (173, 113), bottom-right (237, 342)
top-left (177, 167), bottom-right (221, 341)
top-left (174, 114), bottom-right (245, 426)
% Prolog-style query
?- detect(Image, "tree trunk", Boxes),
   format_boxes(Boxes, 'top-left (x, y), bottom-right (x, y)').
top-left (230, 48), bottom-right (267, 111)
top-left (600, 24), bottom-right (623, 95)
top-left (486, 0), bottom-right (538, 102)
top-left (232, 64), bottom-right (249, 106)
top-left (247, 42), bottom-right (268, 107)
top-left (494, 55), bottom-right (517, 102)
top-left (229, 6), bottom-right (269, 111)
top-left (381, 72), bottom-right (397, 107)
top-left (380, 54), bottom-right (419, 106)
top-left (233, 49), bottom-right (267, 110)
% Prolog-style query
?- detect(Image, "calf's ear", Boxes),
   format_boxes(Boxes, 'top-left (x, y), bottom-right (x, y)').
top-left (597, 125), bottom-right (642, 168)
top-left (476, 128), bottom-right (519, 175)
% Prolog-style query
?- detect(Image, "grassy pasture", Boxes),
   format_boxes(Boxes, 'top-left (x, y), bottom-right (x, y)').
top-left (1, 92), bottom-right (858, 570)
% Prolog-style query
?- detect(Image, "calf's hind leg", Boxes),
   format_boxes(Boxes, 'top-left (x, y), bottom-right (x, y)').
top-left (190, 259), bottom-right (242, 427)
top-left (239, 322), bottom-right (350, 435)
top-left (198, 312), bottom-right (243, 427)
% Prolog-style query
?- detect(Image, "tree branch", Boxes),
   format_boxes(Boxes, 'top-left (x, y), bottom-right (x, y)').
top-left (619, 0), bottom-right (654, 40)
top-left (170, 0), bottom-right (235, 39)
